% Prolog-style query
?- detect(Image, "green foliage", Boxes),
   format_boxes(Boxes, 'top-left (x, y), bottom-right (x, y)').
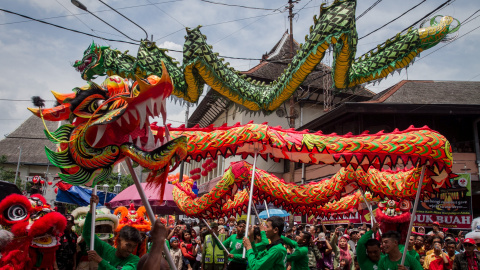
top-left (0, 155), bottom-right (19, 188)
top-left (99, 172), bottom-right (133, 193)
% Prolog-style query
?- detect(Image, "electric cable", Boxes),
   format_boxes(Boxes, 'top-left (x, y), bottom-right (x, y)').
top-left (0, 8), bottom-right (139, 45)
top-left (359, 0), bottom-right (427, 40)
top-left (356, 0), bottom-right (382, 20)
top-left (97, 0), bottom-right (149, 40)
top-left (198, 0), bottom-right (280, 11)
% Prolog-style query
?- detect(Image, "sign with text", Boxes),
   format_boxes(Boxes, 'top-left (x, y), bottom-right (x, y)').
top-left (414, 173), bottom-right (473, 229)
top-left (321, 211), bottom-right (363, 225)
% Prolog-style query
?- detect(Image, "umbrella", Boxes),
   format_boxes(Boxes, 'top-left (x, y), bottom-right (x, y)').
top-left (258, 209), bottom-right (289, 219)
top-left (109, 182), bottom-right (184, 215)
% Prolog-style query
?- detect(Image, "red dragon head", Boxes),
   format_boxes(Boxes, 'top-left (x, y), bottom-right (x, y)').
top-left (376, 199), bottom-right (412, 243)
top-left (28, 63), bottom-right (187, 188)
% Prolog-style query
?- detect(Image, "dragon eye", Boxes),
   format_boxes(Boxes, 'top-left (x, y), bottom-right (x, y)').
top-left (5, 205), bottom-right (28, 222)
top-left (117, 213), bottom-right (122, 219)
top-left (399, 200), bottom-right (412, 211)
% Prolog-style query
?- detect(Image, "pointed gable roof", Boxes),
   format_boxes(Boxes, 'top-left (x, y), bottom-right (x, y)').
top-left (0, 115), bottom-right (57, 165)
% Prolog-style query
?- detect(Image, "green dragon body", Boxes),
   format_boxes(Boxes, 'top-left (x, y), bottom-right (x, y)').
top-left (74, 0), bottom-right (458, 113)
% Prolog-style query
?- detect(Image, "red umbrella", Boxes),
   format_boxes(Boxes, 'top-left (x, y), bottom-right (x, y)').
top-left (108, 183), bottom-right (183, 215)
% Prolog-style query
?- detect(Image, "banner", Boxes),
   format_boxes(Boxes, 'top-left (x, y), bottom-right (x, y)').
top-left (414, 173), bottom-right (473, 229)
top-left (321, 211), bottom-right (363, 225)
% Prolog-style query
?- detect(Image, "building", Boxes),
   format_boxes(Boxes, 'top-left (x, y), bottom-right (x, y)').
top-left (0, 115), bottom-right (61, 204)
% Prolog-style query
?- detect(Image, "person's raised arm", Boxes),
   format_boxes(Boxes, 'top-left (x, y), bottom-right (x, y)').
top-left (138, 220), bottom-right (169, 270)
top-left (356, 223), bottom-right (376, 264)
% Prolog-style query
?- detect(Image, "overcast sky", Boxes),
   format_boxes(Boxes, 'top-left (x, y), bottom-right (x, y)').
top-left (0, 0), bottom-right (479, 136)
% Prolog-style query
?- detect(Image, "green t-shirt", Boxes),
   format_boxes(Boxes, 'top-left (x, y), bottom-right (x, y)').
top-left (356, 230), bottom-right (386, 270)
top-left (378, 253), bottom-right (423, 270)
top-left (407, 249), bottom-right (420, 261)
top-left (223, 234), bottom-right (247, 264)
top-left (254, 231), bottom-right (269, 252)
top-left (281, 236), bottom-right (309, 270)
top-left (246, 239), bottom-right (287, 270)
top-left (84, 212), bottom-right (139, 270)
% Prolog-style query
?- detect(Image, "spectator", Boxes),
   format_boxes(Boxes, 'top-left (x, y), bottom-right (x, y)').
top-left (444, 240), bottom-right (457, 261)
top-left (84, 195), bottom-right (141, 269)
top-left (452, 238), bottom-right (480, 270)
top-left (428, 222), bottom-right (445, 239)
top-left (193, 235), bottom-right (202, 270)
top-left (56, 214), bottom-right (78, 270)
top-left (356, 222), bottom-right (382, 270)
top-left (313, 232), bottom-right (334, 270)
top-left (423, 240), bottom-right (451, 270)
top-left (413, 236), bottom-right (424, 254)
top-left (348, 229), bottom-right (360, 254)
top-left (331, 228), bottom-right (354, 270)
top-left (407, 235), bottom-right (420, 261)
top-left (170, 237), bottom-right (184, 269)
top-left (378, 231), bottom-right (423, 270)
top-left (456, 231), bottom-right (465, 253)
top-left (181, 230), bottom-right (196, 270)
top-left (426, 236), bottom-right (443, 256)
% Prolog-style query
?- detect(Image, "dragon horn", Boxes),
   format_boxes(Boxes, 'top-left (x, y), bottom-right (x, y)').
top-left (51, 91), bottom-right (75, 104)
top-left (28, 103), bottom-right (72, 121)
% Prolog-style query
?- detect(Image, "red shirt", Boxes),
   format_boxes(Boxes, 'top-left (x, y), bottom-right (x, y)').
top-left (467, 252), bottom-right (479, 270)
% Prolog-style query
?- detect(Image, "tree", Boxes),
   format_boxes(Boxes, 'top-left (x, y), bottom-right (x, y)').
top-left (100, 172), bottom-right (133, 193)
top-left (0, 155), bottom-right (19, 187)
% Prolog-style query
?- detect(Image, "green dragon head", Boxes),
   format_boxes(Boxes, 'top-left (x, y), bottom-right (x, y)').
top-left (28, 64), bottom-right (187, 187)
top-left (73, 42), bottom-right (108, 81)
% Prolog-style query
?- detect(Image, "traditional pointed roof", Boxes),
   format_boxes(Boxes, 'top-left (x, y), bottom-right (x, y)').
top-left (0, 115), bottom-right (57, 165)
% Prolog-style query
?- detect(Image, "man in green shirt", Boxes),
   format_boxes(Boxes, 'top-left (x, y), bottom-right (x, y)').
top-left (356, 223), bottom-right (383, 270)
top-left (224, 220), bottom-right (248, 269)
top-left (243, 216), bottom-right (287, 270)
top-left (85, 195), bottom-right (141, 270)
top-left (407, 235), bottom-right (420, 261)
top-left (282, 231), bottom-right (311, 270)
top-left (378, 231), bottom-right (423, 270)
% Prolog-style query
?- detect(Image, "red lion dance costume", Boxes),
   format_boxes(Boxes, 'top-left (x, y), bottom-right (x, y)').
top-left (376, 199), bottom-right (412, 243)
top-left (0, 194), bottom-right (66, 270)
top-left (114, 204), bottom-right (151, 257)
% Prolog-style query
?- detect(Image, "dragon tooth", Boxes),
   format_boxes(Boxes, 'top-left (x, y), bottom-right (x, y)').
top-left (123, 113), bottom-right (130, 125)
top-left (147, 99), bottom-right (155, 116)
top-left (129, 135), bottom-right (133, 143)
top-left (136, 101), bottom-right (148, 128)
top-left (117, 117), bottom-right (122, 127)
top-left (130, 110), bottom-right (138, 121)
top-left (145, 127), bottom-right (155, 150)
top-left (92, 125), bottom-right (106, 147)
top-left (155, 138), bottom-right (161, 148)
top-left (136, 136), bottom-right (142, 149)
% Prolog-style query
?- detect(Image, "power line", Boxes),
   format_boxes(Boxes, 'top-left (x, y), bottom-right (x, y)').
top-left (356, 0), bottom-right (383, 20)
top-left (145, 0), bottom-right (186, 27)
top-left (0, 8), bottom-right (139, 45)
top-left (358, 0), bottom-right (427, 40)
top-left (198, 0), bottom-right (280, 11)
top-left (0, 0), bottom-right (183, 26)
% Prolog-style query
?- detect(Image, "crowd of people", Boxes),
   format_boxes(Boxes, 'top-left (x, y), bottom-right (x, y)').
top-left (52, 196), bottom-right (480, 270)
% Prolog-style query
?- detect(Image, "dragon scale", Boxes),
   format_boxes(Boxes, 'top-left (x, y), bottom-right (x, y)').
top-left (74, 0), bottom-right (458, 113)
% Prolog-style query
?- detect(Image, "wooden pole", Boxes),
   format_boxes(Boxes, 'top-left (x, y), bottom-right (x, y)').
top-left (401, 165), bottom-right (426, 265)
top-left (202, 219), bottom-right (230, 254)
top-left (242, 149), bottom-right (258, 258)
top-left (90, 185), bottom-right (97, 250)
top-left (125, 158), bottom-right (177, 270)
